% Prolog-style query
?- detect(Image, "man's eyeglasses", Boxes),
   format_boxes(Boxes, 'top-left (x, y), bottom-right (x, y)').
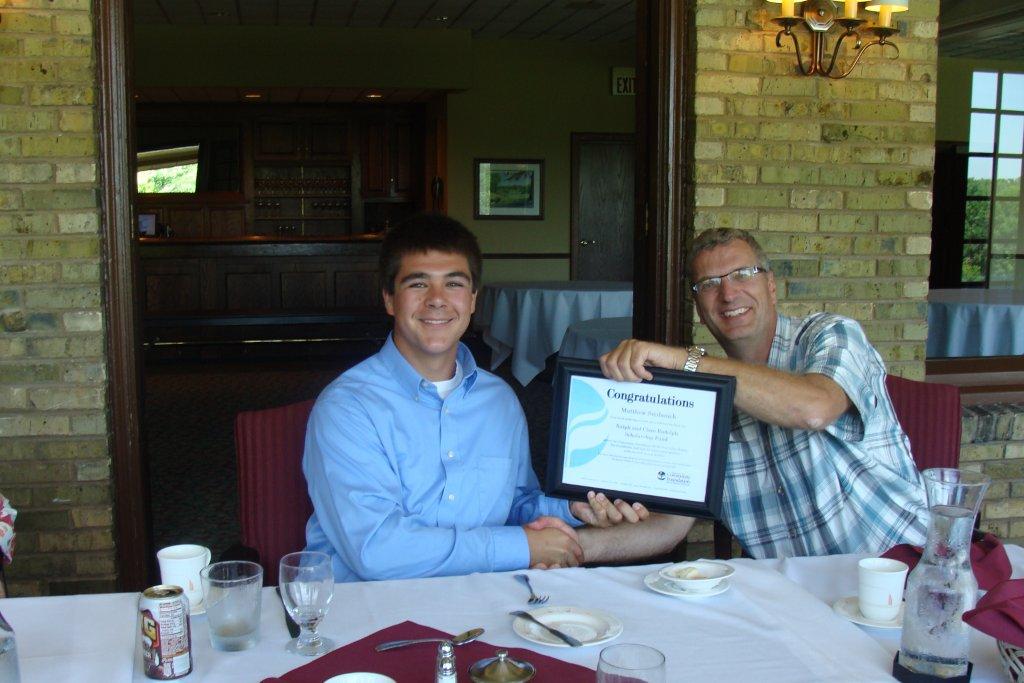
top-left (690, 265), bottom-right (768, 295)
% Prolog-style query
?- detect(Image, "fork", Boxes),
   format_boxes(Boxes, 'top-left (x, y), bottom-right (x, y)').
top-left (514, 573), bottom-right (549, 604)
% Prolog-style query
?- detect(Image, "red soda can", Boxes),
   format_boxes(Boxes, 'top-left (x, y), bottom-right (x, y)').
top-left (140, 585), bottom-right (193, 680)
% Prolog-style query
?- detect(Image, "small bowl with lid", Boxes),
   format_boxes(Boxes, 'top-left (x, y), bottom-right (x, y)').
top-left (658, 560), bottom-right (734, 593)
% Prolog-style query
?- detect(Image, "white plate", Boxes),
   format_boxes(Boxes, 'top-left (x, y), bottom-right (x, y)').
top-left (323, 675), bottom-right (396, 683)
top-left (644, 571), bottom-right (731, 598)
top-left (188, 600), bottom-right (206, 616)
top-left (512, 606), bottom-right (623, 648)
top-left (832, 595), bottom-right (904, 629)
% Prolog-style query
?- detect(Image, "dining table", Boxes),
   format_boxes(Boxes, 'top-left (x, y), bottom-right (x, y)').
top-left (927, 288), bottom-right (1024, 358)
top-left (6, 547), bottom-right (1024, 682)
top-left (558, 316), bottom-right (633, 362)
top-left (474, 281), bottom-right (633, 385)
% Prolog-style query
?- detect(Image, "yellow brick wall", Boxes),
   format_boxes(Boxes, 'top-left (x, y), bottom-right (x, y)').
top-left (0, 0), bottom-right (116, 595)
top-left (690, 0), bottom-right (939, 379)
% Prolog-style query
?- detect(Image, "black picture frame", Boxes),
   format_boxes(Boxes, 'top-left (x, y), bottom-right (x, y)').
top-left (473, 158), bottom-right (544, 220)
top-left (546, 357), bottom-right (735, 519)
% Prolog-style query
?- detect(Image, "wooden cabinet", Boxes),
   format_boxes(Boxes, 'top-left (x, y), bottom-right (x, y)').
top-left (252, 163), bottom-right (352, 237)
top-left (137, 196), bottom-right (248, 239)
top-left (361, 117), bottom-right (414, 200)
top-left (254, 119), bottom-right (351, 162)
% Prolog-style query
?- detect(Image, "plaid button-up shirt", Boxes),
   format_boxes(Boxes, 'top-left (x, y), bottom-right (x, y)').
top-left (722, 313), bottom-right (929, 559)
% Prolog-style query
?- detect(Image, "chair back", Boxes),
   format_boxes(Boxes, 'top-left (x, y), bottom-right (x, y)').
top-left (884, 375), bottom-right (963, 471)
top-left (235, 399), bottom-right (315, 585)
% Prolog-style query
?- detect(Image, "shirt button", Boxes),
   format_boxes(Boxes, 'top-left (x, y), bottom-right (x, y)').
top-left (448, 494), bottom-right (456, 501)
top-left (447, 450), bottom-right (455, 459)
top-left (776, 487), bottom-right (784, 495)
top-left (444, 408), bottom-right (451, 415)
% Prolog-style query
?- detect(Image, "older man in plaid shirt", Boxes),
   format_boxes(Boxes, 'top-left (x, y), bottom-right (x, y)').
top-left (595, 227), bottom-right (928, 560)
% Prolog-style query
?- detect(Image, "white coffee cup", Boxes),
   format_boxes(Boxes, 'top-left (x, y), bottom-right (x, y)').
top-left (858, 557), bottom-right (909, 622)
top-left (157, 544), bottom-right (212, 610)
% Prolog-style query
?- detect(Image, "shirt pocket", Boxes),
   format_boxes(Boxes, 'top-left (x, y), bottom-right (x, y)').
top-left (473, 455), bottom-right (515, 522)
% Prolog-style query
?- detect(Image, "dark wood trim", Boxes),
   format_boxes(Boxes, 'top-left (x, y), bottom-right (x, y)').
top-left (634, 0), bottom-right (695, 345)
top-left (97, 0), bottom-right (152, 591)
top-left (927, 356), bottom-right (1024, 375)
top-left (569, 132), bottom-right (635, 280)
top-left (481, 252), bottom-right (570, 260)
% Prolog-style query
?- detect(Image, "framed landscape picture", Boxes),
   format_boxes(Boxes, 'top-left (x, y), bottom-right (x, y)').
top-left (474, 159), bottom-right (544, 220)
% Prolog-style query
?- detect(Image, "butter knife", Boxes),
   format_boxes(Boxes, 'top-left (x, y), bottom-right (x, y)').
top-left (276, 585), bottom-right (301, 638)
top-left (509, 610), bottom-right (583, 647)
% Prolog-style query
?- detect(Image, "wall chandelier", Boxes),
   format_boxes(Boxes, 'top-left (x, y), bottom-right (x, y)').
top-left (766, 0), bottom-right (908, 79)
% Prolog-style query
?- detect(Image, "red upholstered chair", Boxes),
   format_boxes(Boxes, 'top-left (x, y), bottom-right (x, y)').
top-left (884, 375), bottom-right (963, 471)
top-left (234, 399), bottom-right (315, 586)
top-left (713, 375), bottom-right (963, 559)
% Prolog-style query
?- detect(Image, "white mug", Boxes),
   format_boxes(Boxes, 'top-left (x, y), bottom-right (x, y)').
top-left (157, 544), bottom-right (212, 610)
top-left (858, 557), bottom-right (909, 622)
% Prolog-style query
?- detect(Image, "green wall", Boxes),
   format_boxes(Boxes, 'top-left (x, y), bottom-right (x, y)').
top-left (445, 39), bottom-right (635, 282)
top-left (937, 57), bottom-right (1024, 141)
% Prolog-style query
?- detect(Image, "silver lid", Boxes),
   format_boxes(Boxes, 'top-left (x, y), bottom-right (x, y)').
top-left (469, 650), bottom-right (536, 683)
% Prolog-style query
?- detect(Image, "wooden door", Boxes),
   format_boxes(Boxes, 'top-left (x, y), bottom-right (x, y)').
top-left (307, 120), bottom-right (350, 160)
top-left (571, 133), bottom-right (635, 282)
top-left (254, 120), bottom-right (302, 160)
top-left (361, 120), bottom-right (389, 197)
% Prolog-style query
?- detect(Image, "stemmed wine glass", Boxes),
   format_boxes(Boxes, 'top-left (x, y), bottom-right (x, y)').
top-left (279, 551), bottom-right (335, 656)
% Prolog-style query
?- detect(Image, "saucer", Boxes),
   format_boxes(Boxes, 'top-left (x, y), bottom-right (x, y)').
top-left (512, 606), bottom-right (622, 648)
top-left (644, 570), bottom-right (730, 598)
top-left (188, 600), bottom-right (206, 616)
top-left (832, 596), bottom-right (904, 629)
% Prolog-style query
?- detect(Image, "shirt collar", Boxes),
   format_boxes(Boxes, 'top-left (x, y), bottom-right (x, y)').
top-left (379, 334), bottom-right (479, 398)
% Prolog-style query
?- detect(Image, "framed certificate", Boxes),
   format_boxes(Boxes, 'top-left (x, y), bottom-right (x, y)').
top-left (546, 357), bottom-right (735, 519)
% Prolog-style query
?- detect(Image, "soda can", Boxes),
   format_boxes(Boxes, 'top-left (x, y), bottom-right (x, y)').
top-left (140, 585), bottom-right (193, 680)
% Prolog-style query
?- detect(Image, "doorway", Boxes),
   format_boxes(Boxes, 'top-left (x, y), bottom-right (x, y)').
top-left (570, 133), bottom-right (635, 281)
top-left (100, 1), bottom-right (695, 590)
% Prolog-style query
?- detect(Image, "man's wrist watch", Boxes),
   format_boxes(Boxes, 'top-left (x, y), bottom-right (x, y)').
top-left (682, 346), bottom-right (706, 373)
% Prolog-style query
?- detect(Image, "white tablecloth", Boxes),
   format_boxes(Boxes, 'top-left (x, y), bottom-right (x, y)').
top-left (927, 288), bottom-right (1024, 357)
top-left (475, 281), bottom-right (633, 385)
top-left (7, 549), bottom-right (1023, 682)
top-left (558, 316), bottom-right (633, 361)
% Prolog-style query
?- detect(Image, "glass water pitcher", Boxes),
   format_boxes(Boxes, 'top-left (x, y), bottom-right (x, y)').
top-left (897, 468), bottom-right (991, 679)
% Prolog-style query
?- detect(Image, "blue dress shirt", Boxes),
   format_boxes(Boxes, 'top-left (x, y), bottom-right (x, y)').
top-left (303, 335), bottom-right (578, 582)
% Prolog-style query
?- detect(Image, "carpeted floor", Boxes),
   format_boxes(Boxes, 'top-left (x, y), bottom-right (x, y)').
top-left (143, 334), bottom-right (556, 561)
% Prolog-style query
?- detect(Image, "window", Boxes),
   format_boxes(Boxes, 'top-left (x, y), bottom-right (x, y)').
top-left (963, 72), bottom-right (1024, 287)
top-left (136, 144), bottom-right (200, 193)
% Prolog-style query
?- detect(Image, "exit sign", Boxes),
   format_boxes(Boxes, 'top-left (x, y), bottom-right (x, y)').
top-left (611, 67), bottom-right (635, 96)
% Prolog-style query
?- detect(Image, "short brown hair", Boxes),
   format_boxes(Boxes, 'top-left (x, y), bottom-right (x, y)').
top-left (686, 228), bottom-right (771, 280)
top-left (378, 213), bottom-right (483, 294)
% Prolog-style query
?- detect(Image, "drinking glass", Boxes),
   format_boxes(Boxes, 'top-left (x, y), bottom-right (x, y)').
top-left (200, 560), bottom-right (263, 651)
top-left (279, 551), bottom-right (335, 656)
top-left (596, 643), bottom-right (666, 683)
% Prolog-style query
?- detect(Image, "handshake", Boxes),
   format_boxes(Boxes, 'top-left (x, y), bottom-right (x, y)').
top-left (523, 490), bottom-right (650, 569)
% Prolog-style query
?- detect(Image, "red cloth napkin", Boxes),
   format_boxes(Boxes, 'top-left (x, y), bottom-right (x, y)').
top-left (881, 531), bottom-right (1011, 590)
top-left (260, 621), bottom-right (595, 682)
top-left (964, 579), bottom-right (1024, 649)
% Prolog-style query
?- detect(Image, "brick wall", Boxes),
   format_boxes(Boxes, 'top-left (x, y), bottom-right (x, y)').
top-left (964, 405), bottom-right (1024, 544)
top-left (690, 0), bottom-right (939, 379)
top-left (0, 1), bottom-right (116, 595)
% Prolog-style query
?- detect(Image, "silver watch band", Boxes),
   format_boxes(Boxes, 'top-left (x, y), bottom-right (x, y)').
top-left (682, 346), bottom-right (706, 372)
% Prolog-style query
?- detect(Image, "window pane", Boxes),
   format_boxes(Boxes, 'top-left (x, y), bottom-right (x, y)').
top-left (996, 158), bottom-right (1022, 198)
top-left (137, 164), bottom-right (199, 193)
top-left (972, 71), bottom-right (999, 109)
top-left (1000, 115), bottom-right (1024, 154)
top-left (967, 157), bottom-right (993, 196)
top-left (970, 113), bottom-right (996, 153)
top-left (991, 240), bottom-right (1016, 255)
top-left (993, 200), bottom-right (1019, 240)
top-left (990, 255), bottom-right (1014, 283)
top-left (965, 200), bottom-right (991, 240)
top-left (962, 243), bottom-right (988, 283)
top-left (1002, 73), bottom-right (1024, 111)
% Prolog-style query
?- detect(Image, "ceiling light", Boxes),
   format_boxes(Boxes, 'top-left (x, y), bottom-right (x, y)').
top-left (242, 92), bottom-right (263, 100)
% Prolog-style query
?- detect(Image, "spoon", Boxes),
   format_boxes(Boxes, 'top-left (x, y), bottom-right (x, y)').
top-left (375, 627), bottom-right (485, 652)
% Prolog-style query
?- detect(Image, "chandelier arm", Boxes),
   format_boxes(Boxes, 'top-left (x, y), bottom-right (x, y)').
top-left (822, 30), bottom-right (859, 76)
top-left (777, 27), bottom-right (814, 76)
top-left (826, 38), bottom-right (899, 80)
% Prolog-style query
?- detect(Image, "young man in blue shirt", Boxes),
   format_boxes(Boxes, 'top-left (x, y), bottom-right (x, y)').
top-left (303, 214), bottom-right (644, 581)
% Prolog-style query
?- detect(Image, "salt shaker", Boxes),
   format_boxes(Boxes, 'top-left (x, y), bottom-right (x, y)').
top-left (436, 639), bottom-right (457, 683)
